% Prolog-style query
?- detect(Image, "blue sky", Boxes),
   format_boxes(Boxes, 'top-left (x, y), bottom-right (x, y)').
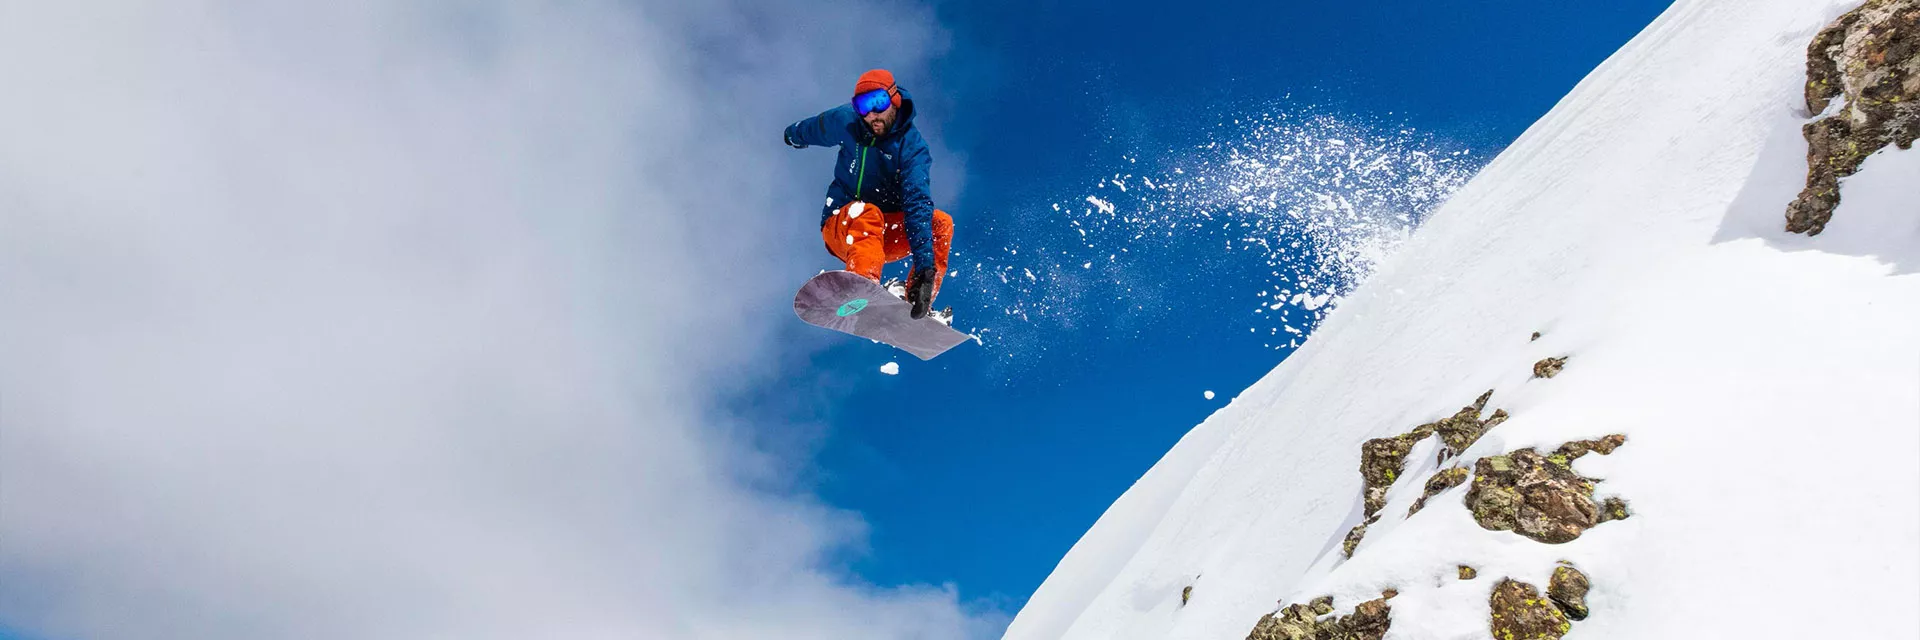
top-left (744, 0), bottom-right (1675, 615)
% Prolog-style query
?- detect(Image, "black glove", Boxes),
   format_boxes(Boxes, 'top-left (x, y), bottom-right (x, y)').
top-left (906, 267), bottom-right (937, 319)
top-left (783, 128), bottom-right (805, 149)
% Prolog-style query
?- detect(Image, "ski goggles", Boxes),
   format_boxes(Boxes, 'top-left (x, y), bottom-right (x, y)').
top-left (852, 88), bottom-right (893, 116)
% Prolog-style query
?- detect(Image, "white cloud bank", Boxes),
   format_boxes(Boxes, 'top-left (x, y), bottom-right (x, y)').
top-left (0, 1), bottom-right (995, 638)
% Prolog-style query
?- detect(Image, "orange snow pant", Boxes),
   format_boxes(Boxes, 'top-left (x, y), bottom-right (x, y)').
top-left (821, 201), bottom-right (953, 299)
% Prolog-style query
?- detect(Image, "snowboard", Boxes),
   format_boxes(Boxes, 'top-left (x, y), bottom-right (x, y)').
top-left (793, 270), bottom-right (969, 360)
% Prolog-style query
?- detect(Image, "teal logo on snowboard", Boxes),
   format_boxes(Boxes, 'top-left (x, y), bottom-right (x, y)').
top-left (837, 298), bottom-right (870, 317)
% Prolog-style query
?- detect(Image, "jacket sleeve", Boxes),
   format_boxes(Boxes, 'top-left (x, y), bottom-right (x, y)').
top-left (784, 106), bottom-right (855, 149)
top-left (898, 144), bottom-right (938, 273)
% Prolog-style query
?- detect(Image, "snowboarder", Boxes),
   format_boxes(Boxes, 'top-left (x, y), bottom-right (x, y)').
top-left (784, 69), bottom-right (953, 319)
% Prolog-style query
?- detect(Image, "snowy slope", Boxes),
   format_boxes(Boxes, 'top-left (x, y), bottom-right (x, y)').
top-left (1005, 1), bottom-right (1920, 638)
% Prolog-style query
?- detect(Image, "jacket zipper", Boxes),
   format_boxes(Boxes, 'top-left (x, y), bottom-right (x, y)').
top-left (854, 144), bottom-right (870, 199)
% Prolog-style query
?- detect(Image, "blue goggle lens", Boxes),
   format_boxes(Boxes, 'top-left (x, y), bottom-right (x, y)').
top-left (853, 89), bottom-right (892, 115)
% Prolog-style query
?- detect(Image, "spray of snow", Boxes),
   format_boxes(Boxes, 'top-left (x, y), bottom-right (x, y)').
top-left (956, 110), bottom-right (1481, 362)
top-left (880, 362), bottom-right (900, 375)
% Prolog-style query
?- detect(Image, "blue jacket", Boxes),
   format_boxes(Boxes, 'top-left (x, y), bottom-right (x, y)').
top-left (784, 87), bottom-right (938, 272)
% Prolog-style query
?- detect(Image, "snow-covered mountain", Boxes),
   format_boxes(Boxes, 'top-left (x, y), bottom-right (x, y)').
top-left (1004, 1), bottom-right (1919, 638)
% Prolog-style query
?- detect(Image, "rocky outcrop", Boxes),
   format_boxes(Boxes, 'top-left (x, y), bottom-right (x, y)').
top-left (1341, 518), bottom-right (1373, 558)
top-left (1431, 390), bottom-right (1509, 460)
top-left (1787, 0), bottom-right (1920, 235)
top-left (1347, 425), bottom-right (1435, 557)
top-left (1406, 466), bottom-right (1469, 516)
top-left (1360, 429), bottom-right (1431, 516)
top-left (1345, 392), bottom-right (1509, 556)
top-left (1464, 436), bottom-right (1629, 543)
top-left (1489, 579), bottom-right (1572, 640)
top-left (1548, 564), bottom-right (1591, 621)
top-left (1597, 496), bottom-right (1632, 524)
top-left (1532, 356), bottom-right (1567, 379)
top-left (1246, 592), bottom-right (1394, 640)
top-left (1553, 434), bottom-right (1626, 459)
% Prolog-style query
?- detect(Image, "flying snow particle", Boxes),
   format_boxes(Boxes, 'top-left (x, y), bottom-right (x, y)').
top-left (1204, 390), bottom-right (1216, 400)
top-left (1086, 196), bottom-right (1117, 214)
top-left (880, 362), bottom-right (900, 375)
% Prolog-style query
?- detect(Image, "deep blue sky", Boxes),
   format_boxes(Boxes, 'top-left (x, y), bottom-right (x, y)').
top-left (743, 0), bottom-right (1675, 616)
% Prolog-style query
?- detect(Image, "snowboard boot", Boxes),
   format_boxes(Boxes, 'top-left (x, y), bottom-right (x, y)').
top-left (905, 268), bottom-right (937, 319)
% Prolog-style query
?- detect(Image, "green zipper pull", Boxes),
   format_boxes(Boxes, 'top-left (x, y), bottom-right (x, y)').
top-left (854, 144), bottom-right (870, 199)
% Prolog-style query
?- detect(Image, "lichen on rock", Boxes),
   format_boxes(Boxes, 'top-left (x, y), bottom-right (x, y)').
top-left (1458, 565), bottom-right (1478, 580)
top-left (1360, 428), bottom-right (1433, 516)
top-left (1548, 564), bottom-right (1592, 621)
top-left (1532, 356), bottom-right (1567, 379)
top-left (1348, 392), bottom-right (1508, 555)
top-left (1596, 496), bottom-right (1633, 523)
top-left (1464, 436), bottom-right (1628, 544)
top-left (1341, 515), bottom-right (1376, 558)
top-left (1429, 390), bottom-right (1508, 460)
top-left (1787, 0), bottom-right (1920, 235)
top-left (1553, 434), bottom-right (1626, 459)
top-left (1246, 592), bottom-right (1394, 640)
top-left (1309, 595), bottom-right (1335, 616)
top-left (1407, 466), bottom-right (1470, 516)
top-left (1489, 578), bottom-right (1572, 640)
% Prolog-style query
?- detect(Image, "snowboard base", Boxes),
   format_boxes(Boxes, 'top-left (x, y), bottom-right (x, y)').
top-left (793, 270), bottom-right (969, 360)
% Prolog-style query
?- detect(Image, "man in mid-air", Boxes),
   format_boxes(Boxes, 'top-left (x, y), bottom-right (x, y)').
top-left (784, 69), bottom-right (952, 319)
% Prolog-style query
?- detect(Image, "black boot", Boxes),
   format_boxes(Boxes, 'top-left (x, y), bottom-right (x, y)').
top-left (906, 267), bottom-right (936, 319)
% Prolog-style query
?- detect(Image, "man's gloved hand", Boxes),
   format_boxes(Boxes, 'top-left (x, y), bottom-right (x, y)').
top-left (906, 266), bottom-right (937, 319)
top-left (783, 128), bottom-right (806, 149)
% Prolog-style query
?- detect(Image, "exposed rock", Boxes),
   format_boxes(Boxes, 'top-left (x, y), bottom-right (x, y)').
top-left (1596, 496), bottom-right (1633, 523)
top-left (1309, 595), bottom-right (1335, 616)
top-left (1247, 603), bottom-right (1318, 640)
top-left (1360, 428), bottom-right (1434, 516)
top-left (1247, 592), bottom-right (1395, 640)
top-left (1349, 392), bottom-right (1507, 555)
top-left (1407, 467), bottom-right (1470, 516)
top-left (1530, 331), bottom-right (1543, 342)
top-left (1458, 565), bottom-right (1478, 580)
top-left (1182, 584), bottom-right (1193, 606)
top-left (1343, 597), bottom-right (1392, 638)
top-left (1553, 434), bottom-right (1627, 459)
top-left (1342, 515), bottom-right (1376, 558)
top-left (1787, 0), bottom-right (1920, 235)
top-left (1489, 579), bottom-right (1572, 640)
top-left (1465, 437), bottom-right (1628, 543)
top-left (1429, 390), bottom-right (1508, 460)
top-left (1548, 564), bottom-right (1592, 621)
top-left (1532, 356), bottom-right (1567, 379)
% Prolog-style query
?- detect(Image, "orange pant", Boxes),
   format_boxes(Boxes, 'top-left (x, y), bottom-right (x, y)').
top-left (822, 201), bottom-right (952, 299)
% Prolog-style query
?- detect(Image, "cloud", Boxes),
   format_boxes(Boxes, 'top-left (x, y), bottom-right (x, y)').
top-left (0, 1), bottom-right (996, 638)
